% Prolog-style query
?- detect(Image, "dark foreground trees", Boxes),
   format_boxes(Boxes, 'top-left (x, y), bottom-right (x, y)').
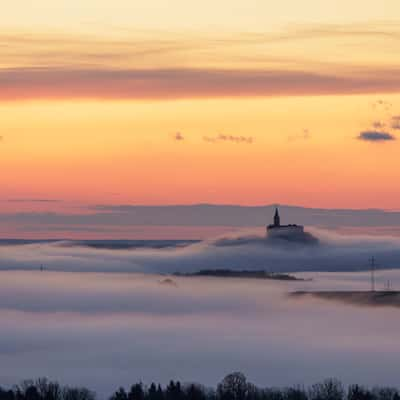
top-left (0, 378), bottom-right (94, 400)
top-left (1, 374), bottom-right (399, 400)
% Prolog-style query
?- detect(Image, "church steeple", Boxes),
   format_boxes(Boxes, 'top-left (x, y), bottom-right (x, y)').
top-left (274, 208), bottom-right (280, 227)
top-left (267, 207), bottom-right (306, 239)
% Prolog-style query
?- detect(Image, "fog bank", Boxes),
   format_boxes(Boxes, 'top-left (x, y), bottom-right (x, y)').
top-left (0, 228), bottom-right (399, 274)
top-left (1, 270), bottom-right (400, 396)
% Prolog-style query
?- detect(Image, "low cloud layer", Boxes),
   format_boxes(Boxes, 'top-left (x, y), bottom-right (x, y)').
top-left (1, 228), bottom-right (400, 394)
top-left (357, 130), bottom-right (396, 142)
top-left (0, 267), bottom-right (400, 397)
top-left (1, 228), bottom-right (400, 274)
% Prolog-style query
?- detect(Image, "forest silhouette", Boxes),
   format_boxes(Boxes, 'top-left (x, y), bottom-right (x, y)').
top-left (1, 374), bottom-right (399, 400)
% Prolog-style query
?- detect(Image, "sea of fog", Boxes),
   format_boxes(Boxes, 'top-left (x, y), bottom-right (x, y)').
top-left (0, 228), bottom-right (400, 396)
top-left (0, 227), bottom-right (400, 273)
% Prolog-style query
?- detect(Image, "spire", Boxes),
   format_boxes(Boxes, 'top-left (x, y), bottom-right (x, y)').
top-left (274, 207), bottom-right (280, 227)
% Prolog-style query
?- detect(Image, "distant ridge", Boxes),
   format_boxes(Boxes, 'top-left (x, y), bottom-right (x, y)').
top-left (174, 269), bottom-right (305, 280)
top-left (2, 205), bottom-right (400, 236)
top-left (291, 291), bottom-right (400, 308)
top-left (88, 204), bottom-right (400, 227)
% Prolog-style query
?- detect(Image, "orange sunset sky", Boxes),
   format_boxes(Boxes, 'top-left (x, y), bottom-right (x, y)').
top-left (2, 0), bottom-right (400, 211)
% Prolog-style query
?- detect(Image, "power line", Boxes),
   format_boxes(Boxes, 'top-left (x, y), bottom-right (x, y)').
top-left (369, 256), bottom-right (376, 292)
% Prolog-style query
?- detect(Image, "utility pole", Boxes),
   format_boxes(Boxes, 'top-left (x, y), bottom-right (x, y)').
top-left (369, 256), bottom-right (376, 292)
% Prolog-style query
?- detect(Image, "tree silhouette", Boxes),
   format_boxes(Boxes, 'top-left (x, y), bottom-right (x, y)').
top-left (129, 384), bottom-right (144, 400)
top-left (217, 372), bottom-right (250, 400)
top-left (348, 385), bottom-right (374, 400)
top-left (185, 385), bottom-right (206, 400)
top-left (1, 374), bottom-right (400, 400)
top-left (111, 388), bottom-right (128, 400)
top-left (309, 379), bottom-right (344, 400)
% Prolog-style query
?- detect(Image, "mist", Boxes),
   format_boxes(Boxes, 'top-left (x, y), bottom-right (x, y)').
top-left (0, 228), bottom-right (400, 274)
top-left (1, 269), bottom-right (400, 397)
top-left (1, 228), bottom-right (400, 396)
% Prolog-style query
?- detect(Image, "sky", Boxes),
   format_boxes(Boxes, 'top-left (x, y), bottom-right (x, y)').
top-left (3, 3), bottom-right (400, 390)
top-left (2, 0), bottom-right (400, 227)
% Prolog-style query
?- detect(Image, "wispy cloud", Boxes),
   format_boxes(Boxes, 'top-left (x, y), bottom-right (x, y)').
top-left (288, 128), bottom-right (311, 142)
top-left (1, 23), bottom-right (400, 101)
top-left (1, 24), bottom-right (400, 101)
top-left (391, 116), bottom-right (400, 130)
top-left (372, 121), bottom-right (386, 129)
top-left (173, 132), bottom-right (185, 141)
top-left (2, 23), bottom-right (399, 67)
top-left (371, 99), bottom-right (393, 112)
top-left (2, 67), bottom-right (400, 101)
top-left (6, 198), bottom-right (61, 203)
top-left (203, 134), bottom-right (254, 144)
top-left (357, 131), bottom-right (396, 142)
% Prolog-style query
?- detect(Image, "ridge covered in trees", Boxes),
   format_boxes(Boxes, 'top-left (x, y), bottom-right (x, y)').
top-left (1, 373), bottom-right (400, 400)
top-left (174, 270), bottom-right (303, 280)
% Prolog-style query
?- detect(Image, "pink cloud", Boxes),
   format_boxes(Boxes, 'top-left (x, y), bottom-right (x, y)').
top-left (2, 67), bottom-right (400, 100)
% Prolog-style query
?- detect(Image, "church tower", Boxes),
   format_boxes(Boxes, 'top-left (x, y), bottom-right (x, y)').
top-left (267, 207), bottom-right (305, 239)
top-left (274, 208), bottom-right (280, 227)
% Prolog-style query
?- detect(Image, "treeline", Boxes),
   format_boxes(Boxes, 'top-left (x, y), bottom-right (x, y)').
top-left (0, 378), bottom-right (95, 400)
top-left (1, 373), bottom-right (400, 400)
